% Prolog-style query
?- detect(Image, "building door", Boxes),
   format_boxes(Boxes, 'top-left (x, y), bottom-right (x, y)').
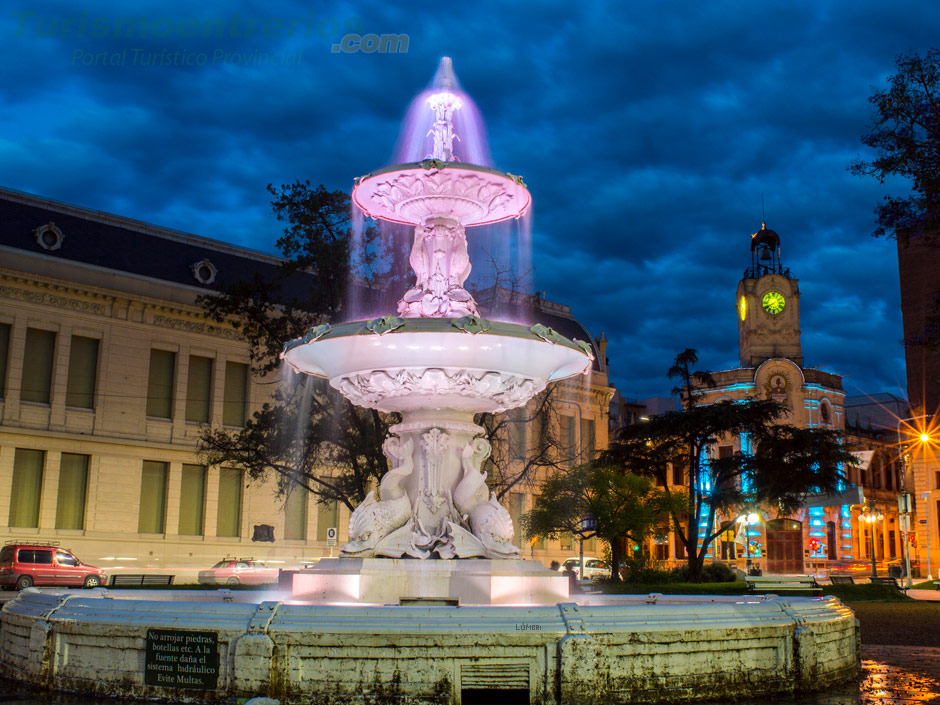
top-left (827, 521), bottom-right (837, 560)
top-left (766, 519), bottom-right (803, 574)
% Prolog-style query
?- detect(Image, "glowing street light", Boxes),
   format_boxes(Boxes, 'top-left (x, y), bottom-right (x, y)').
top-left (860, 503), bottom-right (884, 580)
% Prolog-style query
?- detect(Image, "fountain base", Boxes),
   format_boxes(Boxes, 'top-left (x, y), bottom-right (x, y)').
top-left (0, 589), bottom-right (860, 704)
top-left (292, 558), bottom-right (568, 605)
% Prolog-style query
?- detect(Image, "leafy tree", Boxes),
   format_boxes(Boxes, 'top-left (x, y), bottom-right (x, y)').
top-left (480, 383), bottom-right (585, 501)
top-left (850, 50), bottom-right (940, 351)
top-left (523, 463), bottom-right (681, 582)
top-left (850, 50), bottom-right (940, 247)
top-left (198, 182), bottom-right (394, 510)
top-left (602, 349), bottom-right (856, 582)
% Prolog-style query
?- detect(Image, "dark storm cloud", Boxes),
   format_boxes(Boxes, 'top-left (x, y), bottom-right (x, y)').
top-left (1, 0), bottom-right (932, 399)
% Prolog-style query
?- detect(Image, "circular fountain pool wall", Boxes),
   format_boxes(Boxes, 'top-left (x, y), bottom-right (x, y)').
top-left (0, 589), bottom-right (859, 704)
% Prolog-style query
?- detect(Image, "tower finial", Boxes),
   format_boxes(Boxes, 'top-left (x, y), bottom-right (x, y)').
top-left (761, 193), bottom-right (766, 229)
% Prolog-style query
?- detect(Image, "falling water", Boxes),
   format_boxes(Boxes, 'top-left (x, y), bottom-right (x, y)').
top-left (344, 201), bottom-right (366, 320)
top-left (292, 375), bottom-right (313, 472)
top-left (279, 365), bottom-right (314, 482)
top-left (393, 56), bottom-right (492, 166)
top-left (347, 56), bottom-right (535, 325)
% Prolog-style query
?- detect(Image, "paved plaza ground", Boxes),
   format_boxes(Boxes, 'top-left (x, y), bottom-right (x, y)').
top-left (844, 590), bottom-right (940, 704)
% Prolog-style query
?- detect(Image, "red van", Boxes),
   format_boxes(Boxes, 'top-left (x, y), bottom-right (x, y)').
top-left (0, 542), bottom-right (106, 590)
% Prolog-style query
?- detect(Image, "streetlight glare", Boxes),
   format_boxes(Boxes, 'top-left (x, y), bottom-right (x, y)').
top-left (920, 433), bottom-right (930, 443)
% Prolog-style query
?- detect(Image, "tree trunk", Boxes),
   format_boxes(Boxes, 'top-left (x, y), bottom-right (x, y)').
top-left (610, 536), bottom-right (626, 582)
top-left (684, 516), bottom-right (706, 582)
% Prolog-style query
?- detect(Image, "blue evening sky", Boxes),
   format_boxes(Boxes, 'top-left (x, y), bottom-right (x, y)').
top-left (2, 0), bottom-right (935, 400)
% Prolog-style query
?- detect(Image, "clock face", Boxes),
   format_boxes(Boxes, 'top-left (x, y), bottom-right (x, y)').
top-left (761, 291), bottom-right (786, 315)
top-left (738, 296), bottom-right (747, 321)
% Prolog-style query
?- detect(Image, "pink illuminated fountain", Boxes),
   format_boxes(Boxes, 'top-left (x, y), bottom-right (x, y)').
top-left (281, 58), bottom-right (592, 599)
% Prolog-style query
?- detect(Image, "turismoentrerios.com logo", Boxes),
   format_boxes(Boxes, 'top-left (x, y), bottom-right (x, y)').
top-left (11, 10), bottom-right (410, 55)
top-left (331, 33), bottom-right (408, 54)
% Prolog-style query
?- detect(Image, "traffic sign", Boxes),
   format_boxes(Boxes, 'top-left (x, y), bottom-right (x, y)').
top-left (326, 527), bottom-right (338, 546)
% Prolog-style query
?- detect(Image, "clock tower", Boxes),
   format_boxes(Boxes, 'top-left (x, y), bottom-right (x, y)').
top-left (736, 223), bottom-right (802, 367)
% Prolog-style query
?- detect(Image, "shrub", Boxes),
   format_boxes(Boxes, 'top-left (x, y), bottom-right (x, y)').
top-left (701, 562), bottom-right (737, 583)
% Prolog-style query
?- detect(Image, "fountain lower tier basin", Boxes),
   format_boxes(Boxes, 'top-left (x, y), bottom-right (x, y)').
top-left (0, 589), bottom-right (859, 704)
top-left (281, 318), bottom-right (593, 413)
top-left (293, 558), bottom-right (568, 605)
top-left (352, 161), bottom-right (531, 226)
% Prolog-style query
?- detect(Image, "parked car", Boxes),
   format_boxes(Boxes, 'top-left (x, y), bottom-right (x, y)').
top-left (197, 558), bottom-right (279, 586)
top-left (0, 542), bottom-right (107, 590)
top-left (559, 557), bottom-right (611, 580)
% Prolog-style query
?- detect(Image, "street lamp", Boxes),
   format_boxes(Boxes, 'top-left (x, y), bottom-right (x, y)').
top-left (897, 415), bottom-right (935, 587)
top-left (860, 503), bottom-right (884, 579)
top-left (738, 512), bottom-right (761, 574)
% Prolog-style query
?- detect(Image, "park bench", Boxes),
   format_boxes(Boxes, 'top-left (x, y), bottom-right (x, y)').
top-left (108, 574), bottom-right (175, 587)
top-left (869, 576), bottom-right (906, 592)
top-left (746, 575), bottom-right (821, 594)
top-left (829, 576), bottom-right (856, 585)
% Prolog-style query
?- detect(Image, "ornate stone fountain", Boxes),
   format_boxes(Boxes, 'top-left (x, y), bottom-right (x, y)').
top-left (281, 57), bottom-right (592, 568)
top-left (0, 57), bottom-right (861, 705)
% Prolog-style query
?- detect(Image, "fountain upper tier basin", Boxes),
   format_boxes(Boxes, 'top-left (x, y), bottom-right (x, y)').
top-left (352, 161), bottom-right (531, 226)
top-left (281, 318), bottom-right (593, 413)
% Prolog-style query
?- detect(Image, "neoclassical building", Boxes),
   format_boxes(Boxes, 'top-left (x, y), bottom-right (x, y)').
top-left (653, 224), bottom-right (902, 573)
top-left (0, 186), bottom-right (612, 578)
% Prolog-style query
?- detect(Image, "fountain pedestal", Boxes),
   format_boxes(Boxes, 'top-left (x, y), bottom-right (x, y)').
top-left (282, 317), bottom-right (594, 563)
top-left (293, 558), bottom-right (568, 605)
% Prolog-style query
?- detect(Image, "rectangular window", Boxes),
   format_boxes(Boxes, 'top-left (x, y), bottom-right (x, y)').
top-left (508, 408), bottom-right (526, 461)
top-left (935, 471), bottom-right (940, 490)
top-left (65, 336), bottom-right (99, 408)
top-left (55, 453), bottom-right (89, 530)
top-left (146, 349), bottom-right (176, 418)
top-left (674, 530), bottom-right (687, 559)
top-left (0, 322), bottom-right (10, 398)
top-left (21, 328), bottom-right (56, 404)
top-left (936, 500), bottom-right (940, 549)
top-left (509, 492), bottom-right (525, 545)
top-left (223, 362), bottom-right (249, 426)
top-left (560, 532), bottom-right (573, 550)
top-left (139, 461), bottom-right (169, 533)
top-left (285, 488), bottom-right (309, 541)
top-left (580, 418), bottom-right (596, 460)
top-left (9, 448), bottom-right (44, 527)
top-left (562, 415), bottom-right (577, 464)
top-left (888, 530), bottom-right (897, 558)
top-left (178, 464), bottom-right (206, 536)
top-left (672, 462), bottom-right (685, 486)
top-left (216, 468), bottom-right (243, 538)
top-left (313, 495), bottom-right (336, 542)
top-left (185, 355), bottom-right (213, 423)
top-left (533, 410), bottom-right (549, 455)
